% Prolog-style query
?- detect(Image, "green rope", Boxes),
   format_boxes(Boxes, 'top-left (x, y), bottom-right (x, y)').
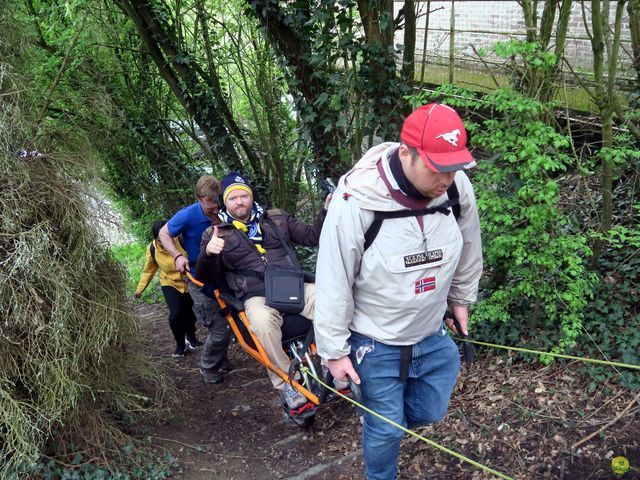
top-left (456, 338), bottom-right (640, 370)
top-left (296, 336), bottom-right (637, 478)
top-left (301, 367), bottom-right (514, 480)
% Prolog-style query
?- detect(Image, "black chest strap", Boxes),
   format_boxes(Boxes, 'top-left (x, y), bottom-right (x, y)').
top-left (363, 182), bottom-right (461, 252)
top-left (447, 180), bottom-right (461, 220)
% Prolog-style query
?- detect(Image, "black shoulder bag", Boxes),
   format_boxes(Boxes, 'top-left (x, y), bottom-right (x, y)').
top-left (262, 218), bottom-right (306, 314)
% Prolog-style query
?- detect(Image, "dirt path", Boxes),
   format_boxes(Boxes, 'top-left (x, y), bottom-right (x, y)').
top-left (136, 302), bottom-right (363, 479)
top-left (135, 302), bottom-right (639, 479)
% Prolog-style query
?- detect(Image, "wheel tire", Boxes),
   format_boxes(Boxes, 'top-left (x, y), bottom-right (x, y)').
top-left (293, 412), bottom-right (315, 428)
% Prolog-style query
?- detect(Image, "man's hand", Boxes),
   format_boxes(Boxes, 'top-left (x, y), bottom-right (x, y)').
top-left (159, 224), bottom-right (188, 272)
top-left (445, 304), bottom-right (469, 336)
top-left (205, 226), bottom-right (225, 255)
top-left (327, 356), bottom-right (361, 384)
top-left (175, 254), bottom-right (189, 273)
top-left (323, 193), bottom-right (333, 210)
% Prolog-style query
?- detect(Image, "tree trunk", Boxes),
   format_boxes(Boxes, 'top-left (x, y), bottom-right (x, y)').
top-left (539, 0), bottom-right (558, 48)
top-left (401, 0), bottom-right (416, 84)
top-left (539, 0), bottom-right (572, 104)
top-left (589, 0), bottom-right (625, 269)
top-left (357, 0), bottom-right (406, 137)
top-left (589, 0), bottom-right (608, 269)
top-left (115, 0), bottom-right (247, 172)
top-left (629, 0), bottom-right (640, 85)
top-left (520, 0), bottom-right (571, 104)
top-left (248, 0), bottom-right (344, 179)
top-left (521, 0), bottom-right (538, 43)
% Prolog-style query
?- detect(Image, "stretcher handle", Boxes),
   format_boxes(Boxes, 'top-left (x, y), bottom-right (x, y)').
top-left (185, 271), bottom-right (203, 288)
top-left (445, 311), bottom-right (474, 366)
top-left (319, 368), bottom-right (362, 405)
top-left (348, 378), bottom-right (362, 404)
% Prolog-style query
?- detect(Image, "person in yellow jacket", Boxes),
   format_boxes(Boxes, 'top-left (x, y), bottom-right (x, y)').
top-left (134, 220), bottom-right (201, 357)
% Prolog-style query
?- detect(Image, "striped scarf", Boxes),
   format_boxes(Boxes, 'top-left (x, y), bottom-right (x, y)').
top-left (218, 202), bottom-right (266, 254)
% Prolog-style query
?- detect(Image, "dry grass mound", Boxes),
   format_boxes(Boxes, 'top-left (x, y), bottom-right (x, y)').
top-left (0, 95), bottom-right (169, 477)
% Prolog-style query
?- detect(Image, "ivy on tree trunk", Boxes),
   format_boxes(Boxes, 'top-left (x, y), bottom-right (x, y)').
top-left (520, 0), bottom-right (572, 104)
top-left (588, 0), bottom-right (627, 268)
top-left (115, 0), bottom-right (255, 173)
top-left (629, 0), bottom-right (640, 87)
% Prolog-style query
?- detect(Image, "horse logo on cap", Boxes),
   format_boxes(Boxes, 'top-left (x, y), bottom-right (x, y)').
top-left (436, 129), bottom-right (461, 147)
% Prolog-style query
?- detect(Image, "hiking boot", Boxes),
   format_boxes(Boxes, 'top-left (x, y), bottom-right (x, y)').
top-left (280, 384), bottom-right (307, 410)
top-left (219, 361), bottom-right (233, 373)
top-left (200, 368), bottom-right (224, 384)
top-left (185, 335), bottom-right (202, 350)
top-left (172, 345), bottom-right (186, 358)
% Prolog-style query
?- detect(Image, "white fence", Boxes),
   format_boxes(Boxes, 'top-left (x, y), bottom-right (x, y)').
top-left (394, 1), bottom-right (635, 80)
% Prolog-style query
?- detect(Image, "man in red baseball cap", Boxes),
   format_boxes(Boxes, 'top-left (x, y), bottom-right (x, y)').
top-left (315, 103), bottom-right (483, 480)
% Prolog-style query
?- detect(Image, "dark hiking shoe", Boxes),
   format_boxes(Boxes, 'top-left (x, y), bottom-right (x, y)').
top-left (280, 385), bottom-right (316, 427)
top-left (219, 362), bottom-right (233, 373)
top-left (280, 384), bottom-right (307, 410)
top-left (200, 368), bottom-right (224, 384)
top-left (172, 345), bottom-right (186, 358)
top-left (185, 336), bottom-right (202, 350)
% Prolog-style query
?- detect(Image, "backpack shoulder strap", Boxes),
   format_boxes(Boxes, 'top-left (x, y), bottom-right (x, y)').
top-left (263, 217), bottom-right (299, 268)
top-left (362, 202), bottom-right (457, 252)
top-left (266, 208), bottom-right (284, 216)
top-left (363, 209), bottom-right (430, 252)
top-left (363, 216), bottom-right (384, 252)
top-left (447, 181), bottom-right (460, 220)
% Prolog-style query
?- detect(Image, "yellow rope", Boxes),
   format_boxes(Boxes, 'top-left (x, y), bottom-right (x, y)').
top-left (456, 338), bottom-right (640, 370)
top-left (301, 366), bottom-right (514, 480)
top-left (296, 335), bottom-right (637, 479)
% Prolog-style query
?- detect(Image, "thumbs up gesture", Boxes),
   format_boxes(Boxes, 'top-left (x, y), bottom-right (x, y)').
top-left (205, 226), bottom-right (225, 255)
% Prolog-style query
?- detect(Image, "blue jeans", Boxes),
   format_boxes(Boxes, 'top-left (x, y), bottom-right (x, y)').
top-left (348, 326), bottom-right (460, 480)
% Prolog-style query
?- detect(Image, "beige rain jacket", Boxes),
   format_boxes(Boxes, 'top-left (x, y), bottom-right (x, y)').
top-left (314, 142), bottom-right (483, 360)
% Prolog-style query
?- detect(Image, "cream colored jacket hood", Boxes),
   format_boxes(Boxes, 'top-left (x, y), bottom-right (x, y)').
top-left (314, 142), bottom-right (483, 359)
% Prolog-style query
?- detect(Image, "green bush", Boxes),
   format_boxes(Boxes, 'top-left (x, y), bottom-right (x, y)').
top-left (9, 447), bottom-right (178, 480)
top-left (577, 207), bottom-right (640, 389)
top-left (408, 85), bottom-right (596, 357)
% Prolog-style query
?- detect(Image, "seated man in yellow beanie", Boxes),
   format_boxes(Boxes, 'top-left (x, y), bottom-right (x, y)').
top-left (195, 172), bottom-right (332, 413)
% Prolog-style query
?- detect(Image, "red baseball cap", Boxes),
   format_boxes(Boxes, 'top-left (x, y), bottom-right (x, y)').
top-left (400, 103), bottom-right (476, 173)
